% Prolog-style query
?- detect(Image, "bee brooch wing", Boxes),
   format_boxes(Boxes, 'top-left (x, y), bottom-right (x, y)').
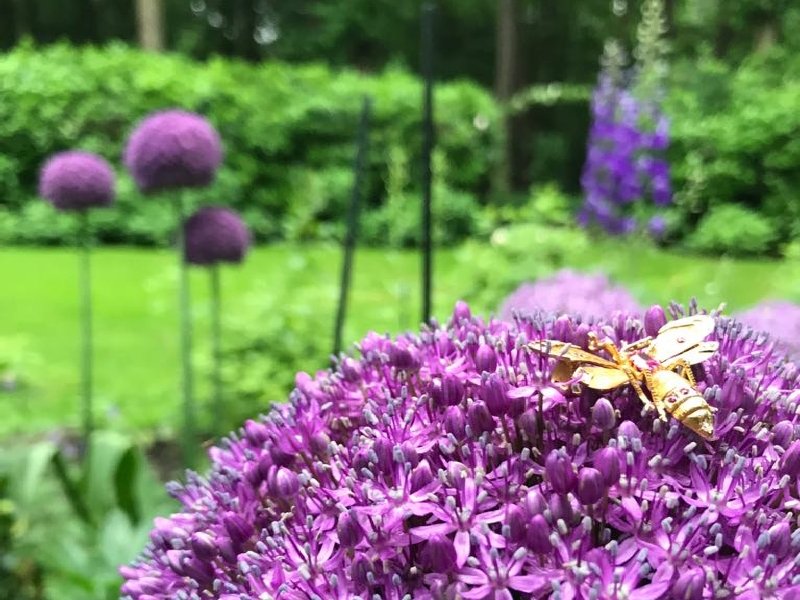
top-left (649, 315), bottom-right (716, 364)
top-left (576, 365), bottom-right (630, 390)
top-left (528, 340), bottom-right (618, 368)
top-left (529, 340), bottom-right (629, 390)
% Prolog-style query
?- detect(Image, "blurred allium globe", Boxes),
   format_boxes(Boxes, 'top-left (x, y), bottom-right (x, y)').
top-left (184, 206), bottom-right (251, 266)
top-left (737, 300), bottom-right (800, 361)
top-left (38, 150), bottom-right (115, 211)
top-left (499, 269), bottom-right (641, 321)
top-left (124, 109), bottom-right (222, 193)
top-left (121, 300), bottom-right (800, 598)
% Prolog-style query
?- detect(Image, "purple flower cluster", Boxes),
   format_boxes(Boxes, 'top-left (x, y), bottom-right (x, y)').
top-left (39, 150), bottom-right (116, 211)
top-left (184, 206), bottom-right (251, 266)
top-left (124, 110), bottom-right (222, 194)
top-left (736, 300), bottom-right (800, 362)
top-left (121, 301), bottom-right (800, 599)
top-left (498, 270), bottom-right (641, 322)
top-left (579, 72), bottom-right (671, 236)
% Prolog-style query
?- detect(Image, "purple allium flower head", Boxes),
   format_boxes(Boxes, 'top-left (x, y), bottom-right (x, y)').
top-left (736, 300), bottom-right (800, 361)
top-left (122, 301), bottom-right (800, 599)
top-left (499, 269), bottom-right (641, 321)
top-left (183, 206), bottom-right (250, 266)
top-left (39, 150), bottom-right (115, 211)
top-left (124, 109), bottom-right (222, 193)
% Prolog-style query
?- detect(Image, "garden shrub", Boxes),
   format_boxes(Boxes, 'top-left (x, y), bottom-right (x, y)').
top-left (686, 204), bottom-right (776, 257)
top-left (0, 42), bottom-right (500, 247)
top-left (668, 47), bottom-right (800, 251)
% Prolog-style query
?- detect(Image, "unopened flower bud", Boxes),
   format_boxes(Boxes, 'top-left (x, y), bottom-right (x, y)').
top-left (526, 490), bottom-right (547, 515)
top-left (336, 510), bottom-right (364, 548)
top-left (592, 397), bottom-right (616, 431)
top-left (518, 410), bottom-right (538, 440)
top-left (577, 467), bottom-right (606, 505)
top-left (432, 373), bottom-right (464, 408)
top-left (573, 323), bottom-right (590, 348)
top-left (482, 373), bottom-right (509, 417)
top-left (475, 344), bottom-right (497, 373)
top-left (773, 420), bottom-right (794, 449)
top-left (222, 512), bottom-right (253, 547)
top-left (594, 446), bottom-right (621, 486)
top-left (545, 449), bottom-right (577, 494)
top-left (506, 505), bottom-right (527, 543)
top-left (467, 401), bottom-right (495, 435)
top-left (443, 406), bottom-right (466, 438)
top-left (673, 568), bottom-right (705, 600)
top-left (190, 532), bottom-right (217, 562)
top-left (268, 466), bottom-right (300, 499)
top-left (767, 522), bottom-right (791, 559)
top-left (340, 357), bottom-right (362, 382)
top-left (549, 493), bottom-right (574, 524)
top-left (644, 305), bottom-right (667, 337)
top-left (526, 515), bottom-right (551, 553)
top-left (552, 315), bottom-right (572, 341)
top-left (389, 343), bottom-right (420, 370)
top-left (243, 419), bottom-right (269, 446)
top-left (781, 441), bottom-right (800, 478)
top-left (453, 301), bottom-right (472, 323)
top-left (618, 420), bottom-right (641, 441)
top-left (409, 460), bottom-right (434, 493)
top-left (351, 553), bottom-right (374, 587)
top-left (422, 535), bottom-right (457, 572)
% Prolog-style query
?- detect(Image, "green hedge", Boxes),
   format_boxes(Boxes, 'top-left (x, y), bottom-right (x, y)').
top-left (666, 47), bottom-right (800, 256)
top-left (0, 42), bottom-right (501, 246)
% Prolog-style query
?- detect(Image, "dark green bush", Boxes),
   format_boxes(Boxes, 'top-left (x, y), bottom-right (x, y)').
top-left (0, 42), bottom-right (500, 247)
top-left (668, 47), bottom-right (800, 252)
top-left (686, 204), bottom-right (776, 257)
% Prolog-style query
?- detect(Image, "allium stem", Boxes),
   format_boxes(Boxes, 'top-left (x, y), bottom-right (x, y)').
top-left (420, 2), bottom-right (435, 324)
top-left (175, 195), bottom-right (196, 467)
top-left (78, 210), bottom-right (93, 457)
top-left (209, 264), bottom-right (223, 431)
top-left (333, 96), bottom-right (371, 356)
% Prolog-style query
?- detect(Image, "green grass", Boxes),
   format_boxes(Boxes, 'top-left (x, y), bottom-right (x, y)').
top-left (2, 239), bottom-right (800, 439)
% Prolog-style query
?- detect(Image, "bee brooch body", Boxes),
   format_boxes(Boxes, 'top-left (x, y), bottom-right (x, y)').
top-left (529, 315), bottom-right (719, 440)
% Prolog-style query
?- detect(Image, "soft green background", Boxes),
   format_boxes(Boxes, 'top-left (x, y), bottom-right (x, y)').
top-left (2, 239), bottom-right (797, 438)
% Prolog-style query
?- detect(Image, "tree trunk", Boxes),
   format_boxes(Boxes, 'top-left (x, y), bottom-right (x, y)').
top-left (494, 0), bottom-right (517, 194)
top-left (135, 0), bottom-right (164, 51)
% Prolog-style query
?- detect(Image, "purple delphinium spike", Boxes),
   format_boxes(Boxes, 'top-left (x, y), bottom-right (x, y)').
top-left (121, 302), bottom-right (800, 598)
top-left (499, 269), bottom-right (641, 321)
top-left (580, 65), bottom-right (673, 235)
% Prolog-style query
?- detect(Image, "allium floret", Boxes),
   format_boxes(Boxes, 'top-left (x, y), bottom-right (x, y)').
top-left (183, 206), bottom-right (251, 266)
top-left (499, 269), bottom-right (641, 321)
top-left (39, 150), bottom-right (115, 211)
top-left (122, 300), bottom-right (800, 598)
top-left (124, 109), bottom-right (222, 193)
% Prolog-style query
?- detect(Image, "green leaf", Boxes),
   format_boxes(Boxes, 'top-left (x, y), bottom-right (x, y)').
top-left (113, 446), bottom-right (141, 526)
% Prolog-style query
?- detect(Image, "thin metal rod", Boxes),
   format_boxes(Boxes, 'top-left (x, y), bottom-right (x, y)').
top-left (333, 96), bottom-right (372, 356)
top-left (78, 211), bottom-right (93, 455)
top-left (210, 264), bottom-right (223, 430)
top-left (420, 2), bottom-right (435, 324)
top-left (175, 195), bottom-right (195, 467)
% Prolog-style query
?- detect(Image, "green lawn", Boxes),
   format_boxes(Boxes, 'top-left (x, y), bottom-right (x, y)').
top-left (2, 240), bottom-right (799, 439)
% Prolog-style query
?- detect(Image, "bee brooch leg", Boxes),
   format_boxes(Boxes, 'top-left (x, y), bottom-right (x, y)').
top-left (672, 359), bottom-right (697, 386)
top-left (642, 371), bottom-right (668, 422)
